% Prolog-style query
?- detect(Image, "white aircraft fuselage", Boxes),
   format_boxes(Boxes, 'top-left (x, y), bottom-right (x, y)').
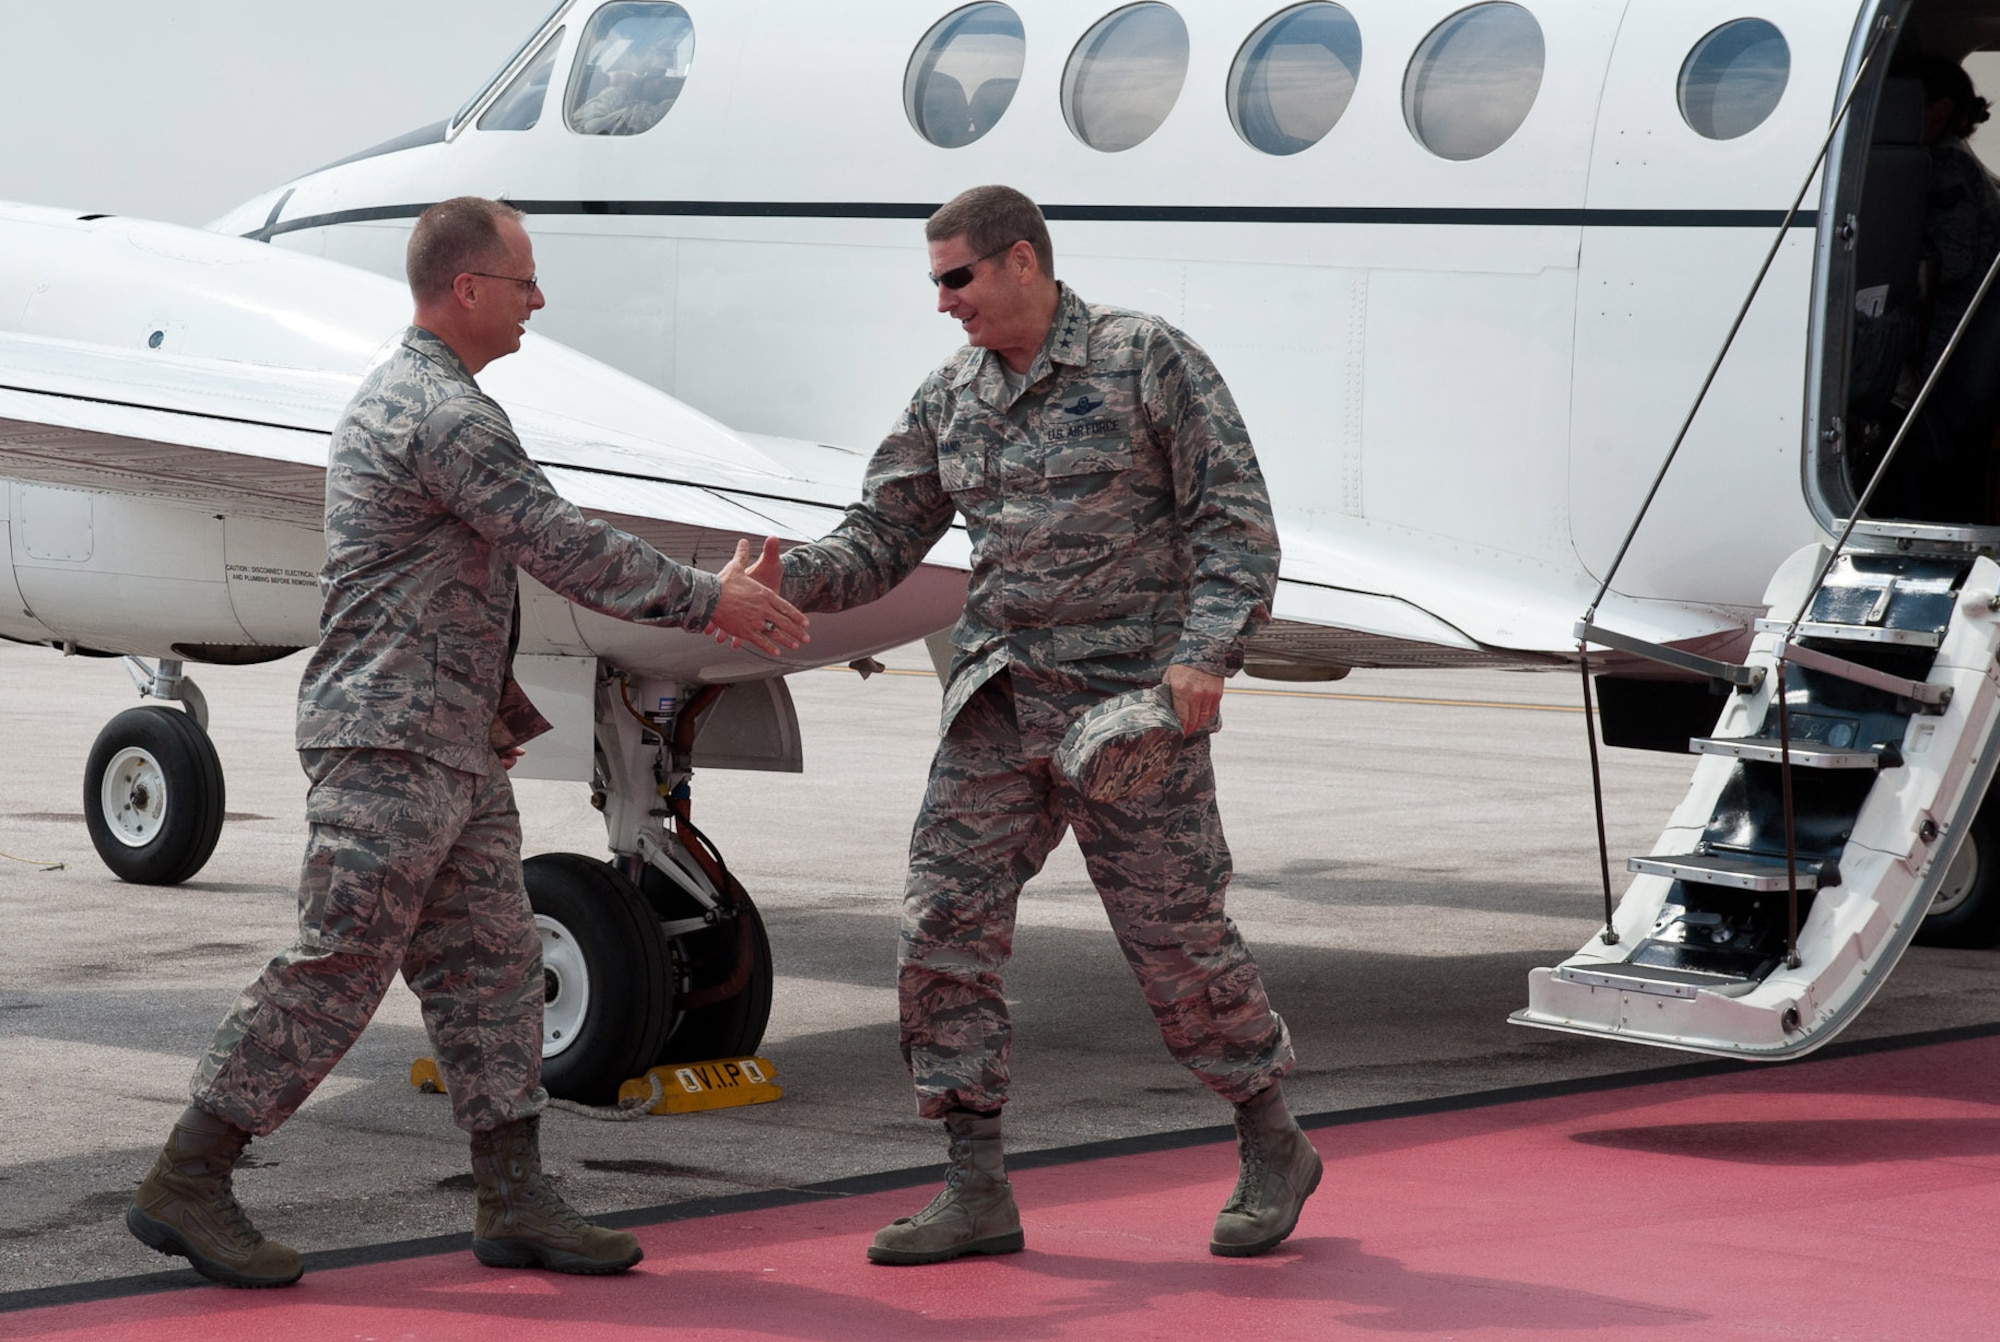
top-left (9, 0), bottom-right (1997, 1075)
top-left (212, 0), bottom-right (1920, 667)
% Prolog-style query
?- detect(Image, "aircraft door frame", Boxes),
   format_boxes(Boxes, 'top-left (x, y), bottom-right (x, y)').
top-left (1803, 0), bottom-right (1912, 529)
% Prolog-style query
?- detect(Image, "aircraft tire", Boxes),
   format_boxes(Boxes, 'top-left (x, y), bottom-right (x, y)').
top-left (82, 705), bottom-right (225, 886)
top-left (1916, 797), bottom-right (2000, 949)
top-left (527, 853), bottom-right (674, 1104)
top-left (640, 866), bottom-right (774, 1064)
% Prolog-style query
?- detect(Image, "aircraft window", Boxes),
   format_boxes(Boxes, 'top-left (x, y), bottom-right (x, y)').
top-left (1228, 3), bottom-right (1362, 156)
top-left (1402, 2), bottom-right (1545, 161)
top-left (1678, 20), bottom-right (1789, 140)
top-left (479, 28), bottom-right (564, 131)
top-left (451, 0), bottom-right (567, 132)
top-left (906, 4), bottom-right (1026, 148)
top-left (1062, 3), bottom-right (1190, 152)
top-left (566, 2), bottom-right (695, 137)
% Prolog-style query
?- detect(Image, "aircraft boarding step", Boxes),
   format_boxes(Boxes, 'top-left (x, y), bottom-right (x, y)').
top-left (1752, 618), bottom-right (1940, 649)
top-left (1688, 737), bottom-right (1893, 770)
top-left (1518, 548), bottom-right (2000, 1059)
top-left (1555, 961), bottom-right (1761, 1000)
top-left (1626, 852), bottom-right (1837, 892)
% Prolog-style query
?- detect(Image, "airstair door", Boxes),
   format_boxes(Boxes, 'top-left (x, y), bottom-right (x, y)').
top-left (1518, 539), bottom-right (2000, 1056)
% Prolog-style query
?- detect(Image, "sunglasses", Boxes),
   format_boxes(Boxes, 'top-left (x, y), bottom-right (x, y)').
top-left (928, 242), bottom-right (1021, 290)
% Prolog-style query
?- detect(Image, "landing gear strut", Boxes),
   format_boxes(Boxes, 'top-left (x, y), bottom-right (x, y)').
top-left (525, 673), bottom-right (776, 1103)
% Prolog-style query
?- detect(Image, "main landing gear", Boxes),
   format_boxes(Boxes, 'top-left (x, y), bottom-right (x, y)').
top-left (1917, 792), bottom-right (2000, 949)
top-left (528, 675), bottom-right (774, 1104)
top-left (77, 657), bottom-right (775, 1104)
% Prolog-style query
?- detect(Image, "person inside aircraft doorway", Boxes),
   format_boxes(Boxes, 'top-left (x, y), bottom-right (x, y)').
top-left (122, 196), bottom-right (807, 1289)
top-left (1877, 57), bottom-right (2000, 522)
top-left (751, 184), bottom-right (1318, 1263)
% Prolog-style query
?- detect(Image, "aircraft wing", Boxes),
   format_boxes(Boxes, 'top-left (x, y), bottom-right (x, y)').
top-left (1251, 517), bottom-right (1761, 673)
top-left (0, 328), bottom-right (1734, 675)
top-left (0, 330), bottom-right (860, 557)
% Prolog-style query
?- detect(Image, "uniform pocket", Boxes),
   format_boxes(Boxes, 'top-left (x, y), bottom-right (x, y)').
top-left (938, 448), bottom-right (988, 495)
top-left (298, 785), bottom-right (436, 953)
top-left (1042, 437), bottom-right (1134, 478)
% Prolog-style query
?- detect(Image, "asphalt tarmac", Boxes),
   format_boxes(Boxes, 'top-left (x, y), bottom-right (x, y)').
top-left (6, 639), bottom-right (2000, 1296)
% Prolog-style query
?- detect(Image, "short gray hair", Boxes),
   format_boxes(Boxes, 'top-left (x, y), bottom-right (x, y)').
top-left (406, 197), bottom-right (524, 302)
top-left (926, 185), bottom-right (1053, 278)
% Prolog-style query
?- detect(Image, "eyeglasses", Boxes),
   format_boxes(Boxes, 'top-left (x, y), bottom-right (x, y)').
top-left (928, 242), bottom-right (1020, 291)
top-left (465, 271), bottom-right (540, 292)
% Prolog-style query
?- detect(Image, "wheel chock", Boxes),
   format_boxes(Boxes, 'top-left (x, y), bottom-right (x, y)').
top-left (410, 1057), bottom-right (446, 1094)
top-left (618, 1056), bottom-right (782, 1114)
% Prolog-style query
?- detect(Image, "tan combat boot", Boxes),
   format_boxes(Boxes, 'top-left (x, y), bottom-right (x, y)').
top-left (868, 1109), bottom-right (1024, 1265)
top-left (470, 1115), bottom-right (643, 1274)
top-left (1210, 1084), bottom-right (1322, 1257)
top-left (125, 1105), bottom-right (303, 1288)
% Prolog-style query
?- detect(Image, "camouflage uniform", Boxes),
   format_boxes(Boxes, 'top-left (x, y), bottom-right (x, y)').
top-left (193, 326), bottom-right (722, 1136)
top-left (1921, 136), bottom-right (2000, 373)
top-left (571, 82), bottom-right (676, 136)
top-left (781, 285), bottom-right (1292, 1118)
top-left (1891, 138), bottom-right (2000, 522)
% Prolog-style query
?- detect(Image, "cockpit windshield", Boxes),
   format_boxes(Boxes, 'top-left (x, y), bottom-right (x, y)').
top-left (452, 0), bottom-right (569, 131)
top-left (480, 28), bottom-right (566, 131)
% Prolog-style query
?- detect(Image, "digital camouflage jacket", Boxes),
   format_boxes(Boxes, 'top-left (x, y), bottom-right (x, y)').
top-left (296, 327), bottom-right (721, 773)
top-left (781, 285), bottom-right (1278, 754)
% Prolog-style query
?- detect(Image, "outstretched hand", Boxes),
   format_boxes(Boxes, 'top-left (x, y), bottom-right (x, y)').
top-left (707, 537), bottom-right (809, 654)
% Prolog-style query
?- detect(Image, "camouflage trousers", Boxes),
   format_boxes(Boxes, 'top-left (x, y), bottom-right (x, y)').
top-left (901, 673), bottom-right (1293, 1119)
top-left (191, 748), bottom-right (545, 1136)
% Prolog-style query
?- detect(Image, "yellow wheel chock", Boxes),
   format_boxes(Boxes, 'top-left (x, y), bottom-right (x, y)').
top-left (408, 1054), bottom-right (781, 1113)
top-left (618, 1056), bottom-right (782, 1114)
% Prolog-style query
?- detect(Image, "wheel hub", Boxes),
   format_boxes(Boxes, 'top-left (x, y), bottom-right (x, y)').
top-left (100, 747), bottom-right (167, 848)
top-left (536, 913), bottom-right (590, 1058)
top-left (1930, 837), bottom-right (1981, 918)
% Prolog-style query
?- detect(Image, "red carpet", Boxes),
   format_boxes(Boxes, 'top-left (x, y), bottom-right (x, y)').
top-left (14, 1035), bottom-right (2000, 1340)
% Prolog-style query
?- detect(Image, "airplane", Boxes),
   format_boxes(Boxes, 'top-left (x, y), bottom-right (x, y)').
top-left (0, 203), bottom-right (972, 1101)
top-left (9, 0), bottom-right (2000, 1081)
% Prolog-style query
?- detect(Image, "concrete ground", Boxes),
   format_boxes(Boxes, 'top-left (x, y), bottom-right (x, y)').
top-left (5, 639), bottom-right (1999, 1295)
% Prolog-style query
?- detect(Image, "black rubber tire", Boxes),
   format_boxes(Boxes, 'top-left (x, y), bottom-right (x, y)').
top-left (82, 705), bottom-right (225, 885)
top-left (1917, 797), bottom-right (2000, 948)
top-left (526, 853), bottom-right (674, 1104)
top-left (640, 865), bottom-right (775, 1064)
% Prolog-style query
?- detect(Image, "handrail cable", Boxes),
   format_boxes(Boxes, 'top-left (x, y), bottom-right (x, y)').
top-left (1580, 14), bottom-right (1893, 625)
top-left (1576, 15), bottom-right (1891, 948)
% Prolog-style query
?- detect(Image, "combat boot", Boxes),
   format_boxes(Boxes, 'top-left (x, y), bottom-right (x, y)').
top-left (125, 1105), bottom-right (303, 1288)
top-left (1210, 1083), bottom-right (1322, 1257)
top-left (470, 1116), bottom-right (643, 1274)
top-left (868, 1108), bottom-right (1024, 1265)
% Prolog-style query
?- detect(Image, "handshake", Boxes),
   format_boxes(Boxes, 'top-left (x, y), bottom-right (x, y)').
top-left (706, 536), bottom-right (808, 655)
